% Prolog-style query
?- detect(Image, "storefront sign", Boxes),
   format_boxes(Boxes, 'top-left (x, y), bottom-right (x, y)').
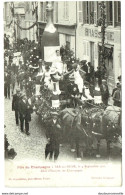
top-left (85, 28), bottom-right (101, 38)
top-left (85, 28), bottom-right (114, 41)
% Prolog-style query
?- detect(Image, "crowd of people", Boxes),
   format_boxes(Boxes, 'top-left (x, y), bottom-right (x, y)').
top-left (4, 38), bottom-right (121, 161)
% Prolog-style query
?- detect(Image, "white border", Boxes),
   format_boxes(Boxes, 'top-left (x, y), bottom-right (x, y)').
top-left (0, 0), bottom-right (125, 195)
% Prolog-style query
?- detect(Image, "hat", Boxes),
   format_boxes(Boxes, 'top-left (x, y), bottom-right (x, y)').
top-left (16, 88), bottom-right (20, 92)
top-left (51, 112), bottom-right (59, 116)
top-left (102, 79), bottom-right (107, 83)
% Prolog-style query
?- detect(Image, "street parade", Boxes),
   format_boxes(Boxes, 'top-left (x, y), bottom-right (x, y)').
top-left (4, 1), bottom-right (122, 162)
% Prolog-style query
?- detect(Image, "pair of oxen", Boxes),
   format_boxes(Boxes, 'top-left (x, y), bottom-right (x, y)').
top-left (58, 104), bottom-right (121, 160)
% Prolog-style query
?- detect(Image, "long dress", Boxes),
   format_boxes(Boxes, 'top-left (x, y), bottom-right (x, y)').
top-left (74, 70), bottom-right (84, 93)
top-left (44, 70), bottom-right (51, 90)
top-left (50, 56), bottom-right (63, 94)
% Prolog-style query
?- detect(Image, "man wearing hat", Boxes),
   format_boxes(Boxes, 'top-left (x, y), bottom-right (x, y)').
top-left (100, 79), bottom-right (109, 106)
top-left (18, 93), bottom-right (33, 135)
top-left (113, 83), bottom-right (121, 107)
top-left (12, 88), bottom-right (21, 126)
top-left (45, 112), bottom-right (61, 161)
top-left (4, 68), bottom-right (11, 99)
top-left (67, 78), bottom-right (80, 107)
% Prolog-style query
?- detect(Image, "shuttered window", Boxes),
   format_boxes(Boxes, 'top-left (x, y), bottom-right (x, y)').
top-left (83, 1), bottom-right (94, 24)
top-left (114, 1), bottom-right (121, 26)
top-left (78, 1), bottom-right (83, 23)
top-left (64, 1), bottom-right (69, 20)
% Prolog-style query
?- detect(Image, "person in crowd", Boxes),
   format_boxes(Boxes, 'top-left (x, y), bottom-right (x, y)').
top-left (81, 81), bottom-right (93, 102)
top-left (19, 93), bottom-right (33, 135)
top-left (95, 66), bottom-right (102, 86)
top-left (12, 88), bottom-right (21, 126)
top-left (112, 82), bottom-right (120, 97)
top-left (4, 67), bottom-right (11, 99)
top-left (71, 63), bottom-right (84, 97)
top-left (45, 112), bottom-right (61, 161)
top-left (94, 78), bottom-right (102, 104)
top-left (42, 64), bottom-right (51, 89)
top-left (81, 60), bottom-right (88, 73)
top-left (4, 34), bottom-right (7, 49)
top-left (100, 79), bottom-right (109, 106)
top-left (4, 34), bottom-right (10, 49)
top-left (67, 78), bottom-right (80, 108)
top-left (113, 83), bottom-right (121, 107)
top-left (11, 71), bottom-right (16, 95)
top-left (6, 35), bottom-right (10, 49)
top-left (87, 62), bottom-right (95, 83)
top-left (117, 75), bottom-right (121, 84)
top-left (52, 50), bottom-right (63, 75)
top-left (60, 45), bottom-right (65, 60)
top-left (25, 76), bottom-right (33, 98)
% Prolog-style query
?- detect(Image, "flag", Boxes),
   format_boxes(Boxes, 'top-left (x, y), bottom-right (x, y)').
top-left (9, 2), bottom-right (14, 17)
top-left (32, 2), bottom-right (38, 15)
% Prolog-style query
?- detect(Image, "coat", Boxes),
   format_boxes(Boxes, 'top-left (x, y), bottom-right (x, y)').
top-left (46, 119), bottom-right (61, 146)
top-left (4, 72), bottom-right (11, 85)
top-left (67, 83), bottom-right (79, 97)
top-left (19, 99), bottom-right (33, 121)
top-left (100, 84), bottom-right (109, 101)
top-left (12, 94), bottom-right (21, 111)
top-left (113, 89), bottom-right (121, 107)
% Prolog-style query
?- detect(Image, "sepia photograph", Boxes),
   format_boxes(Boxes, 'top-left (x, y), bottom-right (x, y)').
top-left (3, 1), bottom-right (123, 189)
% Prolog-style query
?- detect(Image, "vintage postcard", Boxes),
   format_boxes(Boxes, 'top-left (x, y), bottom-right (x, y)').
top-left (3, 0), bottom-right (123, 190)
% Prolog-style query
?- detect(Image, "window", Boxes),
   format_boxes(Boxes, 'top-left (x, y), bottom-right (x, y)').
top-left (83, 1), bottom-right (94, 24)
top-left (107, 1), bottom-right (113, 25)
top-left (97, 2), bottom-right (101, 26)
top-left (114, 1), bottom-right (121, 26)
top-left (64, 1), bottom-right (69, 20)
top-left (90, 1), bottom-right (94, 24)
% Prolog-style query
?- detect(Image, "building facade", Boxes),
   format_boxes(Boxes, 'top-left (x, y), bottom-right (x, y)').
top-left (76, 1), bottom-right (121, 91)
top-left (4, 2), bottom-right (25, 40)
top-left (4, 1), bottom-right (121, 92)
